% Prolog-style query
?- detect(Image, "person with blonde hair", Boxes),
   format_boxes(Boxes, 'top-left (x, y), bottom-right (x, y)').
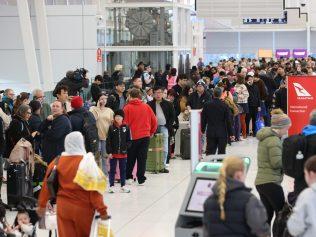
top-left (203, 156), bottom-right (270, 237)
top-left (255, 108), bottom-right (291, 225)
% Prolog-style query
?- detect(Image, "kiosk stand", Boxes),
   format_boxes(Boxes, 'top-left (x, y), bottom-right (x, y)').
top-left (175, 108), bottom-right (251, 237)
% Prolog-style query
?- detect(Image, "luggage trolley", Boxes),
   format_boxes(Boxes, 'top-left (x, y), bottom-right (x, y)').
top-left (175, 155), bottom-right (251, 237)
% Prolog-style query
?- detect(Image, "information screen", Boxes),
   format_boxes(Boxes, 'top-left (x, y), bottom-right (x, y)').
top-left (186, 178), bottom-right (216, 213)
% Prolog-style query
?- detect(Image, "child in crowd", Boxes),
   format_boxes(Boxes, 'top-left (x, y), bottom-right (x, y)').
top-left (287, 155), bottom-right (316, 237)
top-left (203, 156), bottom-right (270, 237)
top-left (106, 110), bottom-right (131, 193)
top-left (6, 210), bottom-right (35, 237)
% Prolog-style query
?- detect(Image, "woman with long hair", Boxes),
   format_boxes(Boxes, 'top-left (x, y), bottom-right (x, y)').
top-left (203, 157), bottom-right (270, 237)
top-left (167, 68), bottom-right (177, 90)
top-left (5, 104), bottom-right (36, 158)
top-left (235, 75), bottom-right (249, 139)
top-left (13, 92), bottom-right (30, 115)
top-left (90, 93), bottom-right (114, 175)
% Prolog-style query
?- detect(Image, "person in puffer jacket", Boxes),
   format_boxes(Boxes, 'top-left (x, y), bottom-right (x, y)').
top-left (255, 109), bottom-right (291, 225)
top-left (294, 109), bottom-right (316, 196)
top-left (287, 155), bottom-right (316, 237)
top-left (203, 156), bottom-right (270, 237)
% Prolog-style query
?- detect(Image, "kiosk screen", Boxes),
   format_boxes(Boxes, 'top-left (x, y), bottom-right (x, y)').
top-left (186, 178), bottom-right (216, 213)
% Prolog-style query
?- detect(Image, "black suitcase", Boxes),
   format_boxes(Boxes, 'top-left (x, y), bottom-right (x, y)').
top-left (180, 129), bottom-right (191, 160)
top-left (7, 162), bottom-right (33, 207)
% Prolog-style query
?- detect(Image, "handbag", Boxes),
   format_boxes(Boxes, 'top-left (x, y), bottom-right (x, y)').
top-left (255, 113), bottom-right (265, 133)
top-left (47, 156), bottom-right (60, 200)
top-left (90, 215), bottom-right (114, 237)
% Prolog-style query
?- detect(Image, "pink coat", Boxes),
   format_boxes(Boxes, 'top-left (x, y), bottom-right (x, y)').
top-left (167, 75), bottom-right (177, 90)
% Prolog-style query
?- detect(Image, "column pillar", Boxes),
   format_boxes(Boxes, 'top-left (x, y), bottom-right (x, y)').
top-left (34, 0), bottom-right (54, 91)
top-left (17, 0), bottom-right (41, 89)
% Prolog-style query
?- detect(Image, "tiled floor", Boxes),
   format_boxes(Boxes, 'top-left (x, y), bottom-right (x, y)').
top-left (3, 137), bottom-right (293, 236)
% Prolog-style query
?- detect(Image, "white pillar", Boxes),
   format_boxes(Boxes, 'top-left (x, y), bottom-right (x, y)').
top-left (34, 0), bottom-right (54, 91)
top-left (306, 0), bottom-right (311, 54)
top-left (172, 6), bottom-right (179, 68)
top-left (17, 0), bottom-right (41, 90)
top-left (190, 110), bottom-right (202, 173)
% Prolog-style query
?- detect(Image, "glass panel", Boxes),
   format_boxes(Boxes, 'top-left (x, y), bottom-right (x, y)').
top-left (97, 29), bottom-right (106, 46)
top-left (106, 7), bottom-right (173, 46)
top-left (106, 51), bottom-right (173, 77)
top-left (105, 0), bottom-right (174, 3)
top-left (0, 0), bottom-right (17, 5)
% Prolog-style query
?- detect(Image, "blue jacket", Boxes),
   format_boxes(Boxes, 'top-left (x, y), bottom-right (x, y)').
top-left (302, 125), bottom-right (316, 136)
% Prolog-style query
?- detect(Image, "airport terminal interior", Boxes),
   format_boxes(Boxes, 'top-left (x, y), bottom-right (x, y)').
top-left (1, 0), bottom-right (316, 237)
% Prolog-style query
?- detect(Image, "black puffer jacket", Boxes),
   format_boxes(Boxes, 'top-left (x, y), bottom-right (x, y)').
top-left (4, 115), bottom-right (33, 158)
top-left (275, 88), bottom-right (287, 114)
top-left (68, 107), bottom-right (96, 134)
top-left (187, 91), bottom-right (212, 110)
top-left (106, 124), bottom-right (131, 155)
top-left (246, 84), bottom-right (260, 108)
top-left (106, 90), bottom-right (128, 111)
top-left (40, 114), bottom-right (72, 164)
top-left (147, 99), bottom-right (175, 132)
top-left (203, 178), bottom-right (270, 237)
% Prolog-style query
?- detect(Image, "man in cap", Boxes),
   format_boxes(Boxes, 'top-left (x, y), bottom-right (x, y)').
top-left (107, 80), bottom-right (127, 111)
top-left (187, 80), bottom-right (211, 110)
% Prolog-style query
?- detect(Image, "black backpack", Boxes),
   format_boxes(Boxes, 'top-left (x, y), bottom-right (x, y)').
top-left (272, 203), bottom-right (293, 237)
top-left (82, 112), bottom-right (99, 154)
top-left (282, 134), bottom-right (307, 179)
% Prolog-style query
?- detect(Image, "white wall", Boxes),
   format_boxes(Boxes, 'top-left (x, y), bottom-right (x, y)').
top-left (0, 4), bottom-right (97, 92)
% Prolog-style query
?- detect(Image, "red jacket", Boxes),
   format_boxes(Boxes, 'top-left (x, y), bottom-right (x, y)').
top-left (123, 99), bottom-right (157, 140)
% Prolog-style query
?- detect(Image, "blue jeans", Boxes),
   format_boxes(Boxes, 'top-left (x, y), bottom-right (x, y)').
top-left (99, 140), bottom-right (107, 175)
top-left (109, 158), bottom-right (127, 187)
top-left (157, 126), bottom-right (169, 167)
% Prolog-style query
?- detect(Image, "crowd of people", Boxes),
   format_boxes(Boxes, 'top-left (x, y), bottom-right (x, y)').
top-left (0, 56), bottom-right (315, 236)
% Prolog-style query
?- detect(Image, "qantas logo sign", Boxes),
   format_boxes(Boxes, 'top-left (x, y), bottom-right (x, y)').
top-left (293, 83), bottom-right (312, 97)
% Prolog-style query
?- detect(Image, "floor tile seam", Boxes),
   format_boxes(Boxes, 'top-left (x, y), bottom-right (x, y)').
top-left (115, 173), bottom-right (191, 234)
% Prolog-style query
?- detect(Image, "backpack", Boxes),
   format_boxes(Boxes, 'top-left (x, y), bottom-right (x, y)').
top-left (282, 134), bottom-right (307, 178)
top-left (82, 112), bottom-right (99, 154)
top-left (272, 203), bottom-right (293, 237)
top-left (224, 92), bottom-right (239, 116)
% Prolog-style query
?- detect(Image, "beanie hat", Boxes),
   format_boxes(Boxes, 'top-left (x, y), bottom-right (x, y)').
top-left (196, 80), bottom-right (206, 88)
top-left (29, 100), bottom-right (41, 113)
top-left (310, 110), bottom-right (316, 125)
top-left (71, 96), bottom-right (83, 109)
top-left (114, 109), bottom-right (125, 119)
top-left (271, 109), bottom-right (291, 129)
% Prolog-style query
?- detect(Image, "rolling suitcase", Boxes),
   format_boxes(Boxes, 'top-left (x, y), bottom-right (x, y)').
top-left (7, 162), bottom-right (33, 207)
top-left (180, 129), bottom-right (191, 160)
top-left (146, 134), bottom-right (164, 173)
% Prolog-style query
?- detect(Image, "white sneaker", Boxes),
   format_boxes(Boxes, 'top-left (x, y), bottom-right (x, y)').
top-left (166, 164), bottom-right (170, 168)
top-left (121, 186), bottom-right (131, 193)
top-left (108, 187), bottom-right (115, 194)
top-left (126, 179), bottom-right (133, 185)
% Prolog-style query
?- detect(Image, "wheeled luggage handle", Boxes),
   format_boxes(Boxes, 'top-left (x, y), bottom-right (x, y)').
top-left (95, 215), bottom-right (111, 220)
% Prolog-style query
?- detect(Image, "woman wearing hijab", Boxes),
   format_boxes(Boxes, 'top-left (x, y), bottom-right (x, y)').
top-left (38, 132), bottom-right (108, 237)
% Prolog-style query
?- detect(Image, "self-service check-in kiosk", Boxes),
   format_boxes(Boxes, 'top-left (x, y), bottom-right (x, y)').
top-left (175, 156), bottom-right (251, 237)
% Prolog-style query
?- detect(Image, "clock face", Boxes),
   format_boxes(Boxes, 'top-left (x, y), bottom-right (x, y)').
top-left (125, 9), bottom-right (155, 39)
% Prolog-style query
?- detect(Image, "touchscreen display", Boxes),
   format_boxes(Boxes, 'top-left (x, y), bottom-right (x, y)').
top-left (186, 178), bottom-right (216, 213)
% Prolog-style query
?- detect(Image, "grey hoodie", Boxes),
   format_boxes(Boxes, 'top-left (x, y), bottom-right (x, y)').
top-left (287, 183), bottom-right (316, 237)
